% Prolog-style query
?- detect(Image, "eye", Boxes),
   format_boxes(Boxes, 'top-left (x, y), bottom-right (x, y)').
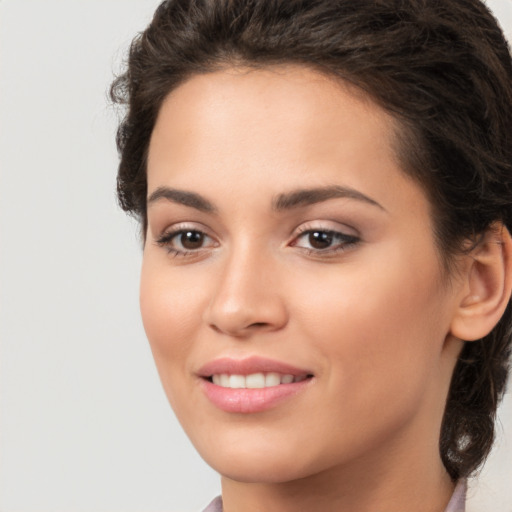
top-left (175, 230), bottom-right (206, 250)
top-left (155, 226), bottom-right (217, 256)
top-left (291, 228), bottom-right (360, 254)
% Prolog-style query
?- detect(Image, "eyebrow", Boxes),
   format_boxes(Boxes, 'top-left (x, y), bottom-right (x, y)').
top-left (147, 184), bottom-right (385, 214)
top-left (147, 186), bottom-right (217, 213)
top-left (272, 185), bottom-right (385, 211)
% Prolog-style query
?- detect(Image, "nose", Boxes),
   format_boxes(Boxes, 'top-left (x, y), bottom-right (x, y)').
top-left (203, 247), bottom-right (288, 338)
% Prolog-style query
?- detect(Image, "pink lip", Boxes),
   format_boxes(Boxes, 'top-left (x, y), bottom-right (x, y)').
top-left (198, 356), bottom-right (311, 377)
top-left (197, 356), bottom-right (313, 414)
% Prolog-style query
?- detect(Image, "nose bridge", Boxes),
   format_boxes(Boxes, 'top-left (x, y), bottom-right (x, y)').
top-left (204, 237), bottom-right (287, 336)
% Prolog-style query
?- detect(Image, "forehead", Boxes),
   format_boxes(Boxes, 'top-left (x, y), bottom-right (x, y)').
top-left (158, 64), bottom-right (377, 117)
top-left (147, 65), bottom-right (426, 219)
top-left (152, 66), bottom-right (389, 162)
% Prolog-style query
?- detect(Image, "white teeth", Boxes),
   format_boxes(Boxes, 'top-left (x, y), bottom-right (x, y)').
top-left (211, 372), bottom-right (307, 389)
top-left (265, 372), bottom-right (281, 387)
top-left (246, 373), bottom-right (265, 389)
top-left (229, 374), bottom-right (246, 388)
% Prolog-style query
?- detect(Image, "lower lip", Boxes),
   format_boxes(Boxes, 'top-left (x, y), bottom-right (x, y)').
top-left (201, 378), bottom-right (312, 413)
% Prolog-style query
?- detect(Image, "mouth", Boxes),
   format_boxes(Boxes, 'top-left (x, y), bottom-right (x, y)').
top-left (198, 356), bottom-right (314, 413)
top-left (207, 372), bottom-right (311, 388)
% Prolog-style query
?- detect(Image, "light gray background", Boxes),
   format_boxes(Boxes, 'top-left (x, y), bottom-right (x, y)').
top-left (0, 1), bottom-right (511, 511)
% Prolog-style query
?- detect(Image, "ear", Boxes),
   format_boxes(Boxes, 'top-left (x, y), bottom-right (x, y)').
top-left (450, 224), bottom-right (512, 342)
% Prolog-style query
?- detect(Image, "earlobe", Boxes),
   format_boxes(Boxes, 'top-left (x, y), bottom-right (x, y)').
top-left (450, 224), bottom-right (512, 342)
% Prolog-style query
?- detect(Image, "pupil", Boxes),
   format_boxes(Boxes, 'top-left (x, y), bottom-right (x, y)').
top-left (181, 231), bottom-right (204, 249)
top-left (309, 231), bottom-right (332, 249)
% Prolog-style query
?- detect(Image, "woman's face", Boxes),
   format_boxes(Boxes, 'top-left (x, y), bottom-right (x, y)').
top-left (141, 66), bottom-right (464, 483)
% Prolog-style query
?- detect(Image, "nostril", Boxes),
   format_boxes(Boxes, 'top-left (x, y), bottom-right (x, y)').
top-left (204, 294), bottom-right (288, 336)
top-left (209, 324), bottom-right (223, 334)
top-left (248, 322), bottom-right (269, 328)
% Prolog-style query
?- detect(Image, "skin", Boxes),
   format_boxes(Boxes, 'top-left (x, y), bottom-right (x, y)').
top-left (141, 66), bottom-right (469, 512)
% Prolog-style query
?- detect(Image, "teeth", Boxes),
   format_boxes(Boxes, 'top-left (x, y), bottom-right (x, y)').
top-left (281, 374), bottom-right (294, 384)
top-left (210, 372), bottom-right (305, 389)
top-left (265, 372), bottom-right (281, 387)
top-left (229, 375), bottom-right (246, 388)
top-left (246, 373), bottom-right (265, 388)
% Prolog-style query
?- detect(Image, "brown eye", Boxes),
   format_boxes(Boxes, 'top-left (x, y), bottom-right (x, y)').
top-left (156, 228), bottom-right (217, 256)
top-left (292, 228), bottom-right (360, 255)
top-left (180, 230), bottom-right (204, 249)
top-left (308, 231), bottom-right (333, 249)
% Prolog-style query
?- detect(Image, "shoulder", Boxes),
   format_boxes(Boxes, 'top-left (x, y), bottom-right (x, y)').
top-left (444, 480), bottom-right (467, 512)
top-left (202, 496), bottom-right (223, 512)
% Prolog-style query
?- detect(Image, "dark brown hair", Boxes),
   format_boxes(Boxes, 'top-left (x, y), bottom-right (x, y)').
top-left (111, 0), bottom-right (512, 480)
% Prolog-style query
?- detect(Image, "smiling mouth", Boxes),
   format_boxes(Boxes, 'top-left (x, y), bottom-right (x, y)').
top-left (207, 372), bottom-right (312, 389)
top-left (200, 358), bottom-right (314, 412)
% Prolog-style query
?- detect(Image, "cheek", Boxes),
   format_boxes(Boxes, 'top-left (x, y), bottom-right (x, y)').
top-left (139, 257), bottom-right (205, 375)
top-left (294, 246), bottom-right (450, 398)
top-left (284, 260), bottom-right (451, 463)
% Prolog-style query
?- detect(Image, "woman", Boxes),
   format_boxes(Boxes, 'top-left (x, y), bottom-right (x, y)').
top-left (111, 1), bottom-right (512, 510)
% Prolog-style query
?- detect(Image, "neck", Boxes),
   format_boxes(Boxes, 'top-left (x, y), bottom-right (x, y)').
top-left (221, 448), bottom-right (455, 512)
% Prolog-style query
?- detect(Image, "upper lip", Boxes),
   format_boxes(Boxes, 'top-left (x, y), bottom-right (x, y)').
top-left (197, 356), bottom-right (312, 378)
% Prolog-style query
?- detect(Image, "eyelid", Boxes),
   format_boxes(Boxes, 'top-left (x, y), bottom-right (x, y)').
top-left (289, 221), bottom-right (361, 255)
top-left (154, 222), bottom-right (219, 256)
top-left (155, 221), bottom-right (214, 240)
top-left (292, 220), bottom-right (359, 239)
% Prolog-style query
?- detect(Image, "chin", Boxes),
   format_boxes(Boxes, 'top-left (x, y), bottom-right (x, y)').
top-left (207, 454), bottom-right (315, 484)
top-left (191, 429), bottom-right (335, 484)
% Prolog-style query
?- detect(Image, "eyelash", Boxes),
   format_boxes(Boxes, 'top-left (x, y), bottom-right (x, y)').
top-left (155, 225), bottom-right (360, 258)
top-left (291, 227), bottom-right (360, 256)
top-left (155, 226), bottom-right (217, 258)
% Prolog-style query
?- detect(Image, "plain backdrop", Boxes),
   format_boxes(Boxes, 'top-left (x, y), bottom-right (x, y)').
top-left (1, 1), bottom-right (511, 511)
